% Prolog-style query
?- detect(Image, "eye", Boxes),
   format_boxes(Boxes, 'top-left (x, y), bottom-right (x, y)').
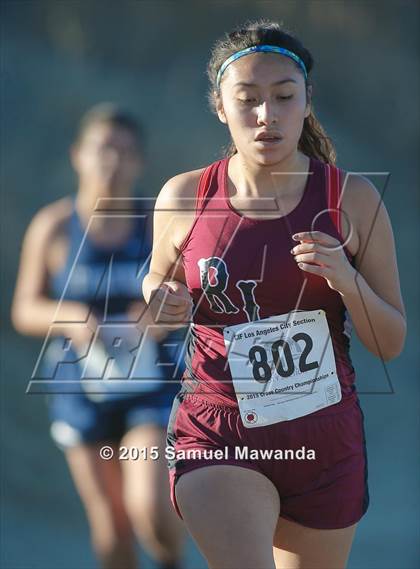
top-left (238, 97), bottom-right (257, 105)
top-left (277, 95), bottom-right (294, 101)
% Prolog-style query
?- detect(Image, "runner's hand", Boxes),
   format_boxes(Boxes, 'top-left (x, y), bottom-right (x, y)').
top-left (290, 231), bottom-right (356, 296)
top-left (128, 300), bottom-right (168, 342)
top-left (148, 280), bottom-right (193, 330)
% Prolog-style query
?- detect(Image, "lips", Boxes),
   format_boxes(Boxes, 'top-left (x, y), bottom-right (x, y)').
top-left (255, 132), bottom-right (283, 142)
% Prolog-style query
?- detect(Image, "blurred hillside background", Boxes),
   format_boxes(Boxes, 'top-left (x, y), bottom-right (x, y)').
top-left (1, 1), bottom-right (419, 568)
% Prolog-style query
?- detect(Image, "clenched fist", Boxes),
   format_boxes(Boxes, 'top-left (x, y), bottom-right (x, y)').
top-left (148, 280), bottom-right (193, 331)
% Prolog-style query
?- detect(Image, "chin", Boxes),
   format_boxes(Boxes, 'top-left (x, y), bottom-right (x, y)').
top-left (252, 151), bottom-right (287, 168)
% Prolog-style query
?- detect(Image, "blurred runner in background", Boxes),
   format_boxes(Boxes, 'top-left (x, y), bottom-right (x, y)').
top-left (12, 103), bottom-right (186, 569)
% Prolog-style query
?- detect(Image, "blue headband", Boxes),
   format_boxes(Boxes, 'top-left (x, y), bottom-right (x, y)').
top-left (216, 45), bottom-right (308, 88)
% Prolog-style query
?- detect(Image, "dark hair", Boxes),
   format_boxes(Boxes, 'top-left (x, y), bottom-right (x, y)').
top-left (75, 102), bottom-right (144, 150)
top-left (207, 20), bottom-right (336, 165)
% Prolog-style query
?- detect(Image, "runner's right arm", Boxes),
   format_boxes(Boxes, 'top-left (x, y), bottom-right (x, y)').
top-left (11, 200), bottom-right (94, 340)
top-left (142, 171), bottom-right (201, 328)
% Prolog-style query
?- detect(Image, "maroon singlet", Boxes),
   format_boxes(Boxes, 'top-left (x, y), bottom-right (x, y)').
top-left (179, 155), bottom-right (357, 412)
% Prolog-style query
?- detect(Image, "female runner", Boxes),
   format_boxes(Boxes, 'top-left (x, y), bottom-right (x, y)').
top-left (12, 104), bottom-right (184, 569)
top-left (142, 21), bottom-right (406, 569)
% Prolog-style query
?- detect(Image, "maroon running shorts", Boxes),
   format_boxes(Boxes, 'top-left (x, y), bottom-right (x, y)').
top-left (166, 387), bottom-right (369, 530)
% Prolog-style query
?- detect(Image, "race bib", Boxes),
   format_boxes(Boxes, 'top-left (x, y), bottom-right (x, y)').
top-left (223, 309), bottom-right (342, 428)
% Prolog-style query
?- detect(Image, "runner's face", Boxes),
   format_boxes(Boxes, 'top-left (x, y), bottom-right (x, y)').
top-left (71, 123), bottom-right (142, 196)
top-left (217, 53), bottom-right (311, 165)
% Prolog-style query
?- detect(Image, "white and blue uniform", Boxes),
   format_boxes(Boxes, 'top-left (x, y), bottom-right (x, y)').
top-left (44, 201), bottom-right (184, 449)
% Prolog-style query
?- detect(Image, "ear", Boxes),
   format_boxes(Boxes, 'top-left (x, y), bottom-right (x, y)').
top-left (215, 93), bottom-right (228, 125)
top-left (304, 84), bottom-right (312, 118)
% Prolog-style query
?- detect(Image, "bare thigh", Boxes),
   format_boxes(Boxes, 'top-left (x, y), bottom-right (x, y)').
top-left (120, 424), bottom-right (185, 558)
top-left (120, 424), bottom-right (174, 517)
top-left (273, 516), bottom-right (357, 569)
top-left (175, 464), bottom-right (280, 569)
top-left (65, 444), bottom-right (133, 547)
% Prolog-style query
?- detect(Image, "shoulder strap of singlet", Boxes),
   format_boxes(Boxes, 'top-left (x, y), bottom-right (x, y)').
top-left (194, 160), bottom-right (222, 213)
top-left (177, 160), bottom-right (221, 252)
top-left (325, 163), bottom-right (343, 239)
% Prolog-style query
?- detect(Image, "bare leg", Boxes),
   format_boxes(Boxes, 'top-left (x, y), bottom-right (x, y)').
top-left (273, 516), bottom-right (357, 569)
top-left (121, 424), bottom-right (185, 567)
top-left (175, 464), bottom-right (280, 569)
top-left (65, 444), bottom-right (137, 569)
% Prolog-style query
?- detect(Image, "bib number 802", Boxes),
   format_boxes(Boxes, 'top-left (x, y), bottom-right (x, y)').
top-left (249, 332), bottom-right (319, 383)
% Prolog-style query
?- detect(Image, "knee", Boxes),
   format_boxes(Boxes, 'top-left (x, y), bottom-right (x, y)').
top-left (126, 491), bottom-right (185, 557)
top-left (124, 491), bottom-right (168, 539)
top-left (91, 530), bottom-right (130, 561)
top-left (87, 500), bottom-right (133, 557)
top-left (90, 522), bottom-right (133, 563)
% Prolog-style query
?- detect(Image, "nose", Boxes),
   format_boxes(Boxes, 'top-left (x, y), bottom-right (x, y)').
top-left (256, 101), bottom-right (278, 126)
